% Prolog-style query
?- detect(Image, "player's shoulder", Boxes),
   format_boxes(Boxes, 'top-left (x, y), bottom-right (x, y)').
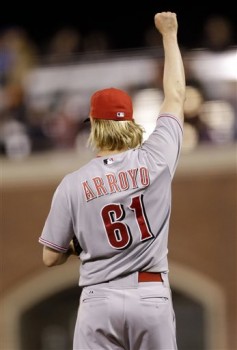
top-left (63, 168), bottom-right (83, 183)
top-left (62, 158), bottom-right (97, 182)
top-left (157, 113), bottom-right (183, 131)
top-left (57, 168), bottom-right (81, 187)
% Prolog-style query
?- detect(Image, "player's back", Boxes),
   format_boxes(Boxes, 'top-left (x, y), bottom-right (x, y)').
top-left (65, 114), bottom-right (182, 286)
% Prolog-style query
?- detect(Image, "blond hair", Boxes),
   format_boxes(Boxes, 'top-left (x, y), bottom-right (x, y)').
top-left (88, 119), bottom-right (145, 151)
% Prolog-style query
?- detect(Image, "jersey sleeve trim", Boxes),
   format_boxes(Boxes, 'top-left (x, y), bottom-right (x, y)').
top-left (158, 113), bottom-right (183, 133)
top-left (38, 237), bottom-right (68, 253)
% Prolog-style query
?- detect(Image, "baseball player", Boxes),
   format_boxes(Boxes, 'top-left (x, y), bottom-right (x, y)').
top-left (39, 11), bottom-right (185, 350)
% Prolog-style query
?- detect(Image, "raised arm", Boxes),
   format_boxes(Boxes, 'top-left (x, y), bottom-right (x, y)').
top-left (154, 12), bottom-right (186, 122)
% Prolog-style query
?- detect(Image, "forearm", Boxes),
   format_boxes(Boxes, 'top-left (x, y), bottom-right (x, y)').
top-left (162, 33), bottom-right (186, 104)
top-left (43, 241), bottom-right (77, 267)
top-left (154, 12), bottom-right (186, 120)
top-left (52, 249), bottom-right (72, 266)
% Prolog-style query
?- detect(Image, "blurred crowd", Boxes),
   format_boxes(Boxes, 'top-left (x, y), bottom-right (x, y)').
top-left (0, 14), bottom-right (236, 159)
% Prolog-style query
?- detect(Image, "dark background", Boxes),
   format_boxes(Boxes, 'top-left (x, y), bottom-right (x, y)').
top-left (1, 1), bottom-right (237, 50)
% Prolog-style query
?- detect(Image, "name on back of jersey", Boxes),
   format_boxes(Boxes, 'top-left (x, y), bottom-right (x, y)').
top-left (82, 166), bottom-right (150, 202)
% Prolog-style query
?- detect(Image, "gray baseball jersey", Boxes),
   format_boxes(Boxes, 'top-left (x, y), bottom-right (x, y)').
top-left (39, 114), bottom-right (183, 287)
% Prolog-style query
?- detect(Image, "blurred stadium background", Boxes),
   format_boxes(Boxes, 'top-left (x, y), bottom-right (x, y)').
top-left (1, 2), bottom-right (236, 349)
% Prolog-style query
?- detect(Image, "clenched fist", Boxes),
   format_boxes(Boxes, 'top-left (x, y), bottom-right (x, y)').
top-left (154, 12), bottom-right (178, 36)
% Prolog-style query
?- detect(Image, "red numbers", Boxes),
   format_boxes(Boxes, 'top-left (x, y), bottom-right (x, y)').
top-left (129, 195), bottom-right (154, 241)
top-left (101, 195), bottom-right (154, 249)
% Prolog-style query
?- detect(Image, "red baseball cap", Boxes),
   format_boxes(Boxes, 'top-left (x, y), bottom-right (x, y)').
top-left (89, 87), bottom-right (133, 121)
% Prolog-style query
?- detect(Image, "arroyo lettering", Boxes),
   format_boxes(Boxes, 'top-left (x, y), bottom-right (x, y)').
top-left (82, 167), bottom-right (150, 202)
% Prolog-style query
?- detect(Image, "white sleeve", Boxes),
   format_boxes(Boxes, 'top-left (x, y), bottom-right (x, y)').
top-left (142, 114), bottom-right (183, 178)
top-left (39, 178), bottom-right (74, 252)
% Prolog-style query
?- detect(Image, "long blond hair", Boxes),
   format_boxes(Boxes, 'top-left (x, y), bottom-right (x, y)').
top-left (88, 119), bottom-right (145, 151)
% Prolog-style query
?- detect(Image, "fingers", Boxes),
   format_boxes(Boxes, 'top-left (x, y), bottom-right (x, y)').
top-left (154, 11), bottom-right (176, 25)
top-left (154, 11), bottom-right (178, 34)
